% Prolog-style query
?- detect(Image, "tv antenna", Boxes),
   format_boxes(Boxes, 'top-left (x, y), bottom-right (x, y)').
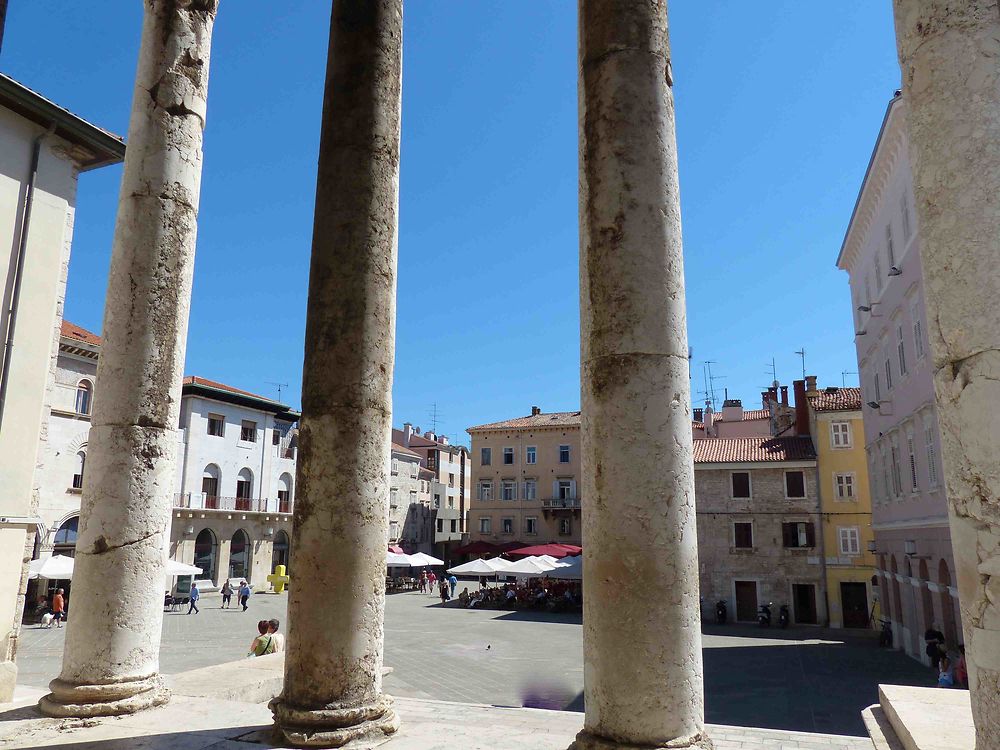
top-left (429, 402), bottom-right (441, 434)
top-left (701, 361), bottom-right (726, 409)
top-left (266, 381), bottom-right (289, 402)
top-left (794, 348), bottom-right (806, 380)
top-left (841, 370), bottom-right (858, 387)
top-left (766, 357), bottom-right (777, 386)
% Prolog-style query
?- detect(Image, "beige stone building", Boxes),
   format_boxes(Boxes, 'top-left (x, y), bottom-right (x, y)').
top-left (694, 436), bottom-right (825, 624)
top-left (467, 408), bottom-right (582, 546)
top-left (389, 442), bottom-right (434, 554)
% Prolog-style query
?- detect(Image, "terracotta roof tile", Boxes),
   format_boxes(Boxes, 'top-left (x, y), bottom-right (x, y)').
top-left (807, 387), bottom-right (862, 412)
top-left (468, 411), bottom-right (582, 431)
top-left (60, 320), bottom-right (101, 345)
top-left (693, 436), bottom-right (816, 464)
top-left (391, 442), bottom-right (421, 458)
top-left (182, 376), bottom-right (275, 403)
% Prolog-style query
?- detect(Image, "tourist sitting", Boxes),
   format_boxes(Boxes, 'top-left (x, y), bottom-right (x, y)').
top-left (458, 588), bottom-right (470, 607)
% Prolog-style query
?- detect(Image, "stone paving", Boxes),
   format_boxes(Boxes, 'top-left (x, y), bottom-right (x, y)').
top-left (15, 589), bottom-right (934, 738)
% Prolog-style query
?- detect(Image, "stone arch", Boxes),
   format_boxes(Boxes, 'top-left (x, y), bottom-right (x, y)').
top-left (228, 528), bottom-right (251, 580)
top-left (202, 464), bottom-right (221, 508)
top-left (917, 558), bottom-right (935, 642)
top-left (272, 529), bottom-right (290, 573)
top-left (66, 430), bottom-right (90, 455)
top-left (938, 558), bottom-right (959, 648)
top-left (278, 472), bottom-right (293, 512)
top-left (193, 528), bottom-right (218, 583)
top-left (236, 468), bottom-right (254, 509)
top-left (75, 378), bottom-right (94, 415)
top-left (53, 515), bottom-right (79, 557)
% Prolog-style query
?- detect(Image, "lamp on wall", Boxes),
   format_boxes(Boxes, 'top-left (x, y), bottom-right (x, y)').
top-left (184, 525), bottom-right (194, 535)
top-left (904, 539), bottom-right (917, 556)
top-left (867, 540), bottom-right (877, 553)
top-left (266, 527), bottom-right (274, 536)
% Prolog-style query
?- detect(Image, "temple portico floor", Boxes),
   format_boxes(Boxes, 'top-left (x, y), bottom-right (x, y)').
top-left (15, 589), bottom-right (933, 739)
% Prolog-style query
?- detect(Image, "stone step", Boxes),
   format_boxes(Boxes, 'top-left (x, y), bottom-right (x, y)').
top-left (875, 684), bottom-right (974, 750)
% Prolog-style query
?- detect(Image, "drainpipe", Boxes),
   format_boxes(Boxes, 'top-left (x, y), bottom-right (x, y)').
top-left (0, 123), bottom-right (56, 432)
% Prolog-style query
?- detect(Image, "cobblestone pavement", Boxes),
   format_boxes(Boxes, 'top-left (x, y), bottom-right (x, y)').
top-left (16, 589), bottom-right (933, 737)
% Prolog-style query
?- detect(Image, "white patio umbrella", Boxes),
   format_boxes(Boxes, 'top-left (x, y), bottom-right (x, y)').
top-left (503, 556), bottom-right (559, 577)
top-left (165, 559), bottom-right (202, 577)
top-left (27, 555), bottom-right (74, 580)
top-left (545, 554), bottom-right (582, 580)
top-left (386, 552), bottom-right (411, 567)
top-left (447, 558), bottom-right (512, 576)
top-left (406, 552), bottom-right (444, 567)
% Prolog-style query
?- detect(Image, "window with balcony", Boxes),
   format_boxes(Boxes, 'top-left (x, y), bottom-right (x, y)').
top-left (731, 471), bottom-right (751, 499)
top-left (207, 413), bottom-right (225, 437)
top-left (831, 421), bottom-right (852, 448)
top-left (503, 447), bottom-right (514, 465)
top-left (781, 522), bottom-right (815, 548)
top-left (558, 479), bottom-right (573, 499)
top-left (525, 517), bottom-right (538, 535)
top-left (501, 518), bottom-right (514, 535)
top-left (240, 420), bottom-right (257, 443)
top-left (525, 446), bottom-right (536, 464)
top-left (835, 472), bottom-right (856, 500)
top-left (524, 479), bottom-right (537, 501)
top-left (479, 517), bottom-right (491, 534)
top-left (733, 522), bottom-right (753, 549)
top-left (236, 468), bottom-right (253, 510)
top-left (501, 480), bottom-right (516, 501)
top-left (784, 471), bottom-right (806, 499)
top-left (559, 444), bottom-right (570, 463)
top-left (838, 527), bottom-right (861, 555)
top-left (75, 380), bottom-right (93, 415)
top-left (481, 447), bottom-right (491, 466)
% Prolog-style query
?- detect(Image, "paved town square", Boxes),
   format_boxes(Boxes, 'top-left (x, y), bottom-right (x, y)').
top-left (17, 589), bottom-right (931, 738)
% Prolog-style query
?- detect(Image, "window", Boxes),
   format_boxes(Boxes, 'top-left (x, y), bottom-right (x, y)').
top-left (207, 413), bottom-right (225, 437)
top-left (409, 490), bottom-right (417, 506)
top-left (875, 254), bottom-right (884, 291)
top-left (236, 469), bottom-right (253, 501)
top-left (865, 275), bottom-right (874, 308)
top-left (559, 444), bottom-right (570, 463)
top-left (240, 420), bottom-right (257, 442)
top-left (781, 522), bottom-right (816, 548)
top-left (481, 447), bottom-right (491, 466)
top-left (524, 479), bottom-right (537, 500)
top-left (448, 473), bottom-right (455, 488)
top-left (450, 519), bottom-right (457, 533)
top-left (72, 451), bottom-right (86, 489)
top-left (479, 517), bottom-right (491, 534)
top-left (784, 471), bottom-right (806, 499)
top-left (913, 304), bottom-right (925, 359)
top-left (427, 451), bottom-right (437, 471)
top-left (874, 370), bottom-right (882, 401)
top-left (558, 479), bottom-right (573, 499)
top-left (436, 518), bottom-right (443, 533)
top-left (731, 472), bottom-right (751, 499)
top-left (272, 429), bottom-right (281, 446)
top-left (890, 443), bottom-right (902, 497)
top-left (434, 493), bottom-right (441, 508)
top-left (389, 488), bottom-right (398, 508)
top-left (75, 381), bottom-right (93, 415)
top-left (525, 446), bottom-right (536, 464)
top-left (503, 447), bottom-right (514, 465)
top-left (525, 517), bottom-right (538, 535)
top-left (907, 434), bottom-right (918, 492)
top-left (410, 462), bottom-right (418, 478)
top-left (838, 527), bottom-right (861, 555)
top-left (831, 421), bottom-right (852, 448)
top-left (501, 480), bottom-right (516, 501)
top-left (501, 518), bottom-right (514, 535)
top-left (389, 521), bottom-right (399, 539)
top-left (835, 472), bottom-right (856, 500)
top-left (733, 522), bottom-right (753, 549)
top-left (897, 325), bottom-right (908, 376)
top-left (558, 518), bottom-right (572, 536)
top-left (478, 480), bottom-right (493, 502)
top-left (886, 224), bottom-right (895, 267)
top-left (901, 193), bottom-right (912, 242)
top-left (925, 424), bottom-right (938, 486)
top-left (881, 444), bottom-right (891, 501)
top-left (391, 458), bottom-right (399, 475)
top-left (884, 352), bottom-right (893, 391)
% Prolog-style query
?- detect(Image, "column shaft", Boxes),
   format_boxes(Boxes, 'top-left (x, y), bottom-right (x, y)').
top-left (892, 1), bottom-right (1000, 747)
top-left (39, 0), bottom-right (217, 718)
top-left (575, 1), bottom-right (708, 748)
top-left (270, 1), bottom-right (402, 747)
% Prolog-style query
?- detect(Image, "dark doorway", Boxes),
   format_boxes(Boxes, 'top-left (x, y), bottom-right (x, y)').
top-left (734, 580), bottom-right (758, 622)
top-left (793, 583), bottom-right (818, 624)
top-left (840, 581), bottom-right (869, 628)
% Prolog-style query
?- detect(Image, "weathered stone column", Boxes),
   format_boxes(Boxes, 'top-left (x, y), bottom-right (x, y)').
top-left (574, 1), bottom-right (709, 748)
top-left (38, 0), bottom-right (217, 718)
top-left (269, 1), bottom-right (402, 747)
top-left (892, 1), bottom-right (1000, 747)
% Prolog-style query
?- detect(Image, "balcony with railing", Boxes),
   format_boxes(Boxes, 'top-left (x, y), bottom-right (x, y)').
top-left (541, 497), bottom-right (581, 514)
top-left (173, 493), bottom-right (294, 515)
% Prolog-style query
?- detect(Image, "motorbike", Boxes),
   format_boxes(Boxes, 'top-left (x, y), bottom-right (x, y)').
top-left (757, 602), bottom-right (773, 627)
top-left (778, 604), bottom-right (790, 628)
top-left (879, 618), bottom-right (893, 648)
top-left (715, 600), bottom-right (727, 625)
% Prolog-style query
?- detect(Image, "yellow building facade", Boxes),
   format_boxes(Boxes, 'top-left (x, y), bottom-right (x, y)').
top-left (805, 380), bottom-right (878, 629)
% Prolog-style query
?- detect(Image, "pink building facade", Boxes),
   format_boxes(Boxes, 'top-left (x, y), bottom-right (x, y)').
top-left (837, 93), bottom-right (961, 663)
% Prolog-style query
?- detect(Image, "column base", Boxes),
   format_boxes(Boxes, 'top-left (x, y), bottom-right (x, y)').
top-left (38, 674), bottom-right (169, 718)
top-left (569, 729), bottom-right (713, 750)
top-left (270, 693), bottom-right (401, 748)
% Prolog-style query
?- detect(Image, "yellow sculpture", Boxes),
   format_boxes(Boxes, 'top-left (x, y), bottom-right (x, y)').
top-left (267, 564), bottom-right (290, 594)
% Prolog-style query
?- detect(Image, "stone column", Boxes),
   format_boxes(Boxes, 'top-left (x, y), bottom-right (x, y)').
top-left (39, 0), bottom-right (217, 718)
top-left (574, 1), bottom-right (708, 748)
top-left (892, 1), bottom-right (1000, 746)
top-left (269, 1), bottom-right (402, 747)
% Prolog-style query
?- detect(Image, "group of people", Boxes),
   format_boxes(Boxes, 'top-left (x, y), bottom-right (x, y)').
top-left (247, 618), bottom-right (284, 657)
top-left (417, 571), bottom-right (458, 603)
top-left (36, 588), bottom-right (66, 628)
top-left (456, 581), bottom-right (581, 612)
top-left (219, 580), bottom-right (253, 611)
top-left (924, 626), bottom-right (967, 689)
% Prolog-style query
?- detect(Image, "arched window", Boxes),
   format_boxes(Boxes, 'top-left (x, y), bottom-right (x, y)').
top-left (75, 380), bottom-right (93, 415)
top-left (72, 451), bottom-right (86, 489)
top-left (193, 528), bottom-right (218, 583)
top-left (236, 468), bottom-right (254, 510)
top-left (202, 464), bottom-right (221, 509)
top-left (53, 516), bottom-right (79, 558)
top-left (272, 530), bottom-right (290, 573)
top-left (278, 473), bottom-right (293, 513)
top-left (229, 529), bottom-right (251, 580)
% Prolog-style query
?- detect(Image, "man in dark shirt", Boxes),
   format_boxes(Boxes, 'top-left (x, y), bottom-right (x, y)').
top-left (924, 625), bottom-right (945, 669)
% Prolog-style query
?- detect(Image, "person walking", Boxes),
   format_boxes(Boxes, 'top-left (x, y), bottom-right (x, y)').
top-left (239, 580), bottom-right (251, 611)
top-left (188, 583), bottom-right (200, 614)
top-left (428, 571), bottom-right (437, 595)
top-left (438, 578), bottom-right (449, 604)
top-left (448, 573), bottom-right (458, 599)
top-left (418, 571), bottom-right (427, 593)
top-left (220, 580), bottom-right (233, 609)
top-left (51, 588), bottom-right (65, 628)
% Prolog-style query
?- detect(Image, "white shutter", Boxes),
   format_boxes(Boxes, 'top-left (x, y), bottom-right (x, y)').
top-left (570, 480), bottom-right (577, 499)
top-left (552, 480), bottom-right (559, 499)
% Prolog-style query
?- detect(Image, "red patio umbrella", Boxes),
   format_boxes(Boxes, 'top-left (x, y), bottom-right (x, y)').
top-left (506, 543), bottom-right (579, 559)
top-left (453, 540), bottom-right (499, 556)
top-left (387, 544), bottom-right (405, 554)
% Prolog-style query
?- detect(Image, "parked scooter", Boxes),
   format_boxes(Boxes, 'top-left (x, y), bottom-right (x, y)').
top-left (757, 602), bottom-right (773, 627)
top-left (879, 618), bottom-right (894, 648)
top-left (778, 604), bottom-right (790, 628)
top-left (715, 600), bottom-right (727, 625)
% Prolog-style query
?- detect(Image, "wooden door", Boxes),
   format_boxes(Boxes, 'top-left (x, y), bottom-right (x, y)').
top-left (734, 580), bottom-right (758, 622)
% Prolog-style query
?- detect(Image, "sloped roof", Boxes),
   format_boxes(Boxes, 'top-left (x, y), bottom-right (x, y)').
top-left (183, 376), bottom-right (272, 402)
top-left (693, 436), bottom-right (816, 464)
top-left (807, 387), bottom-right (862, 412)
top-left (468, 411), bottom-right (581, 432)
top-left (182, 376), bottom-right (298, 418)
top-left (391, 442), bottom-right (420, 458)
top-left (61, 320), bottom-right (101, 346)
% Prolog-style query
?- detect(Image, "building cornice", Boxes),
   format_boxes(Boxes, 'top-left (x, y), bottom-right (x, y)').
top-left (694, 460), bottom-right (816, 471)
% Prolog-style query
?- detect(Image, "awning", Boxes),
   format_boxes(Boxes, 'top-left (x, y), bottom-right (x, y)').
top-left (507, 543), bottom-right (580, 559)
top-left (452, 541), bottom-right (498, 556)
top-left (27, 555), bottom-right (74, 580)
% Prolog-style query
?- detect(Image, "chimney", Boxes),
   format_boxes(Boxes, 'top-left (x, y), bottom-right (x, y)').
top-left (780, 386), bottom-right (789, 406)
top-left (761, 391), bottom-right (770, 410)
top-left (793, 379), bottom-right (809, 436)
top-left (403, 422), bottom-right (413, 447)
top-left (440, 435), bottom-right (449, 445)
top-left (805, 375), bottom-right (818, 395)
top-left (721, 398), bottom-right (743, 424)
top-left (425, 431), bottom-right (436, 442)
top-left (531, 405), bottom-right (541, 416)
top-left (704, 404), bottom-right (714, 437)
top-left (693, 407), bottom-right (703, 423)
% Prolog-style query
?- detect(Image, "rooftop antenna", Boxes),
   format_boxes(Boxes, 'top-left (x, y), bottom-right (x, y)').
top-left (841, 370), bottom-right (859, 387)
top-left (794, 348), bottom-right (806, 380)
top-left (429, 402), bottom-right (441, 434)
top-left (266, 381), bottom-right (289, 402)
top-left (702, 361), bottom-right (726, 410)
top-left (766, 357), bottom-right (777, 385)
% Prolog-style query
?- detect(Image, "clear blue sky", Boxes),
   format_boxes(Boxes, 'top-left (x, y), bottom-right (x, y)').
top-left (2, 3), bottom-right (900, 446)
